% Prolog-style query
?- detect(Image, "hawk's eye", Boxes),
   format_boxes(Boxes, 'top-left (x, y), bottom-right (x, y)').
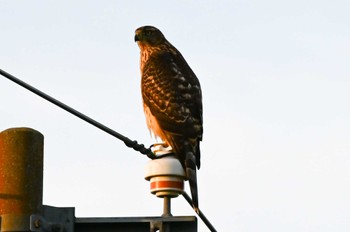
top-left (145, 30), bottom-right (153, 36)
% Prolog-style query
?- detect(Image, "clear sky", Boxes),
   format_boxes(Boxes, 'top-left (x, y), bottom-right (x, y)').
top-left (1, 1), bottom-right (350, 231)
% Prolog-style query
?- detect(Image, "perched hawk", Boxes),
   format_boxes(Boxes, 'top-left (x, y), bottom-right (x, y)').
top-left (135, 26), bottom-right (203, 211)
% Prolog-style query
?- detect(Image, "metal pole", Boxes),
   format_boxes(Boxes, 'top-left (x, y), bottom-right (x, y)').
top-left (159, 197), bottom-right (172, 232)
top-left (162, 196), bottom-right (172, 217)
top-left (0, 128), bottom-right (44, 232)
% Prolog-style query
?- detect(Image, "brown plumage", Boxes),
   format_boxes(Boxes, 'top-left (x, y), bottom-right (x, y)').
top-left (135, 25), bottom-right (203, 211)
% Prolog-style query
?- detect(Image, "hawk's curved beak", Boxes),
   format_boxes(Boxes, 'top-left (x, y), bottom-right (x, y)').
top-left (134, 34), bottom-right (140, 42)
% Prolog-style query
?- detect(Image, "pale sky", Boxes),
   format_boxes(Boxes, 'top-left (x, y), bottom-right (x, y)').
top-left (1, 1), bottom-right (350, 231)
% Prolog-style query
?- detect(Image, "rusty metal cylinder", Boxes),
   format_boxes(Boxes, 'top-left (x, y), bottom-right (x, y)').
top-left (0, 128), bottom-right (44, 231)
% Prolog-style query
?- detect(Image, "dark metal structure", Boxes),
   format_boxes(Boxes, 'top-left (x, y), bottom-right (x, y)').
top-left (30, 205), bottom-right (196, 232)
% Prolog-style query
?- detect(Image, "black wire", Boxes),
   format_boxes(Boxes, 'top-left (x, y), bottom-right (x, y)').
top-left (0, 69), bottom-right (155, 159)
top-left (1, 69), bottom-right (217, 231)
top-left (182, 191), bottom-right (217, 232)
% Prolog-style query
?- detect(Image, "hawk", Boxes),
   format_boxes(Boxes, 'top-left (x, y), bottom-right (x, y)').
top-left (135, 26), bottom-right (203, 211)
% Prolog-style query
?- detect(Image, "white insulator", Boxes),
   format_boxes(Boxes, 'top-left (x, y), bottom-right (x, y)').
top-left (145, 144), bottom-right (186, 198)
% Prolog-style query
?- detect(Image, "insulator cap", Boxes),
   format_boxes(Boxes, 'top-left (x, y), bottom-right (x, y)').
top-left (145, 144), bottom-right (186, 198)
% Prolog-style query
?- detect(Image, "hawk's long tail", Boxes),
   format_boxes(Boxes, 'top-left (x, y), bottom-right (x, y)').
top-left (185, 152), bottom-right (199, 212)
top-left (183, 141), bottom-right (199, 212)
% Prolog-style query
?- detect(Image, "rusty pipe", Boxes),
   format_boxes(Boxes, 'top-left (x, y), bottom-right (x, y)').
top-left (0, 128), bottom-right (44, 231)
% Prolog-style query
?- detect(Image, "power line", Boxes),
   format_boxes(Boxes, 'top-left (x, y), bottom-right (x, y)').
top-left (0, 69), bottom-right (154, 159)
top-left (183, 192), bottom-right (217, 232)
top-left (1, 69), bottom-right (217, 232)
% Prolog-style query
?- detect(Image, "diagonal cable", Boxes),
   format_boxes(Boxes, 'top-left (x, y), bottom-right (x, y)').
top-left (0, 69), bottom-right (154, 158)
top-left (183, 191), bottom-right (217, 232)
top-left (1, 68), bottom-right (217, 231)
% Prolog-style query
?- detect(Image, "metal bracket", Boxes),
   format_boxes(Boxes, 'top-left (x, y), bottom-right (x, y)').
top-left (150, 220), bottom-right (172, 232)
top-left (30, 205), bottom-right (74, 232)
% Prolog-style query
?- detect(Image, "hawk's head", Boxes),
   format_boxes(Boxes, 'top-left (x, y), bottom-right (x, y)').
top-left (134, 26), bottom-right (165, 47)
